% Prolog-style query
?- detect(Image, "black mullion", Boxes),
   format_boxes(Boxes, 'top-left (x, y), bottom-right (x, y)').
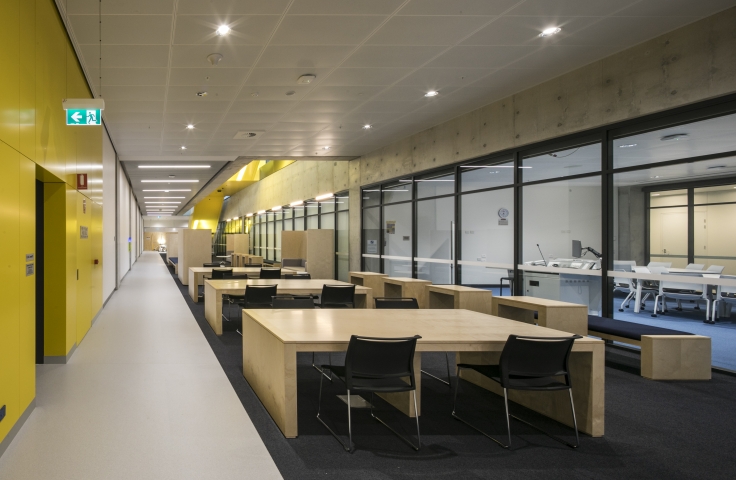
top-left (688, 188), bottom-right (695, 265)
top-left (454, 164), bottom-right (461, 285)
top-left (602, 131), bottom-right (613, 319)
top-left (411, 178), bottom-right (417, 279)
top-left (379, 187), bottom-right (384, 274)
top-left (513, 151), bottom-right (522, 296)
top-left (645, 194), bottom-right (651, 265)
top-left (520, 170), bottom-right (602, 187)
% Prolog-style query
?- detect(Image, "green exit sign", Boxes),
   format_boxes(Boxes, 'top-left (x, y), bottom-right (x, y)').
top-left (66, 109), bottom-right (101, 125)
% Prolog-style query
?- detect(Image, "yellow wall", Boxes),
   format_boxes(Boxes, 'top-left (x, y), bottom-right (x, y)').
top-left (189, 192), bottom-right (225, 231)
top-left (0, 0), bottom-right (105, 446)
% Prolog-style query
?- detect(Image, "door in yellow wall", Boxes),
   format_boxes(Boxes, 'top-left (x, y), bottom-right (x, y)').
top-left (76, 192), bottom-right (92, 344)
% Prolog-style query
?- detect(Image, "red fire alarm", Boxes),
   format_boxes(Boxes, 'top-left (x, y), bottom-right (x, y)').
top-left (77, 173), bottom-right (88, 190)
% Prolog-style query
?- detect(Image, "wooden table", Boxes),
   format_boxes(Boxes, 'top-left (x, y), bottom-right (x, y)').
top-left (426, 285), bottom-right (493, 314)
top-left (204, 279), bottom-right (374, 335)
top-left (492, 296), bottom-right (588, 336)
top-left (241, 309), bottom-right (604, 438)
top-left (349, 271), bottom-right (388, 298)
top-left (188, 267), bottom-right (299, 303)
top-left (382, 277), bottom-right (432, 307)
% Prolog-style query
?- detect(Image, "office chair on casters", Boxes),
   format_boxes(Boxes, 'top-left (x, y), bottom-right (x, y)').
top-left (317, 334), bottom-right (422, 453)
top-left (374, 297), bottom-right (452, 388)
top-left (260, 268), bottom-right (281, 279)
top-left (452, 334), bottom-right (581, 450)
top-left (318, 284), bottom-right (356, 308)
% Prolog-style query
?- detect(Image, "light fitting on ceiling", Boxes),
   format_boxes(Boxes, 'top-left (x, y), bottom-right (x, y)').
top-left (186, 124), bottom-right (195, 129)
top-left (323, 146), bottom-right (330, 150)
top-left (619, 144), bottom-right (637, 148)
top-left (315, 193), bottom-right (334, 201)
top-left (363, 124), bottom-right (372, 130)
top-left (180, 146), bottom-right (186, 150)
top-left (168, 175), bottom-right (176, 178)
top-left (215, 25), bottom-right (230, 36)
top-left (290, 200), bottom-right (303, 207)
top-left (145, 201), bottom-right (181, 204)
top-left (141, 180), bottom-right (199, 183)
top-left (207, 53), bottom-right (223, 65)
top-left (144, 197), bottom-right (185, 199)
top-left (661, 133), bottom-right (689, 141)
top-left (143, 189), bottom-right (191, 192)
top-left (138, 165), bottom-right (209, 169)
top-left (246, 213), bottom-right (253, 217)
top-left (196, 91), bottom-right (207, 97)
top-left (424, 90), bottom-right (439, 97)
top-left (297, 74), bottom-right (316, 84)
top-left (257, 210), bottom-right (266, 215)
top-left (272, 206), bottom-right (282, 211)
top-left (285, 90), bottom-right (296, 96)
top-left (539, 27), bottom-right (562, 37)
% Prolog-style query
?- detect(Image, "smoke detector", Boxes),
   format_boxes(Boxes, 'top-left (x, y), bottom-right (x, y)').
top-left (207, 53), bottom-right (223, 66)
top-left (233, 131), bottom-right (264, 139)
top-left (297, 74), bottom-right (316, 85)
top-left (196, 91), bottom-right (208, 97)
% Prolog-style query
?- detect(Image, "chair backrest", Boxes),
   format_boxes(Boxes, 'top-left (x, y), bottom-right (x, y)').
top-left (244, 285), bottom-right (278, 305)
top-left (506, 269), bottom-right (515, 279)
top-left (259, 268), bottom-right (281, 279)
top-left (374, 297), bottom-right (419, 309)
top-left (272, 295), bottom-right (315, 309)
top-left (686, 263), bottom-right (705, 270)
top-left (613, 260), bottom-right (636, 272)
top-left (211, 268), bottom-right (233, 279)
top-left (612, 270), bottom-right (632, 289)
top-left (720, 275), bottom-right (736, 295)
top-left (661, 273), bottom-right (705, 293)
top-left (648, 262), bottom-right (672, 268)
top-left (706, 265), bottom-right (725, 273)
top-left (321, 284), bottom-right (356, 306)
top-left (498, 335), bottom-right (578, 388)
top-left (344, 335), bottom-right (421, 390)
top-left (284, 273), bottom-right (311, 279)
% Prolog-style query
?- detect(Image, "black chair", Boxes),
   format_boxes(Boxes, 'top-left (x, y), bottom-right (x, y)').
top-left (227, 274), bottom-right (249, 280)
top-left (317, 334), bottom-right (422, 453)
top-left (259, 268), bottom-right (281, 279)
top-left (224, 284), bottom-right (278, 322)
top-left (318, 284), bottom-right (356, 308)
top-left (452, 334), bottom-right (580, 449)
top-left (285, 273), bottom-right (311, 279)
top-left (272, 294), bottom-right (315, 309)
top-left (374, 297), bottom-right (452, 388)
top-left (199, 268), bottom-right (233, 299)
top-left (499, 269), bottom-right (514, 296)
top-left (203, 262), bottom-right (222, 267)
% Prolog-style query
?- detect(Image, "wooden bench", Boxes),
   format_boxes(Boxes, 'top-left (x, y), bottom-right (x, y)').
top-left (168, 257), bottom-right (178, 275)
top-left (587, 316), bottom-right (711, 380)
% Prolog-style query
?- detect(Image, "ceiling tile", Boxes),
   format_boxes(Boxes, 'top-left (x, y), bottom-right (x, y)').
top-left (271, 122), bottom-right (331, 132)
top-left (166, 86), bottom-right (240, 101)
top-left (351, 100), bottom-right (424, 113)
top-left (291, 100), bottom-right (361, 113)
top-left (245, 68), bottom-right (332, 86)
top-left (163, 122), bottom-right (221, 132)
top-left (168, 68), bottom-right (248, 86)
top-left (80, 44), bottom-right (170, 68)
top-left (237, 86), bottom-right (312, 100)
top-left (558, 15), bottom-right (700, 47)
top-left (102, 101), bottom-right (165, 113)
top-left (397, 67), bottom-right (496, 88)
top-left (322, 68), bottom-right (413, 86)
top-left (342, 46), bottom-right (445, 68)
top-left (104, 112), bottom-right (164, 123)
top-left (229, 101), bottom-right (294, 113)
top-left (98, 86), bottom-right (167, 101)
top-left (67, 0), bottom-right (175, 15)
top-left (87, 68), bottom-right (168, 86)
top-left (397, 0), bottom-right (519, 16)
top-left (176, 0), bottom-right (291, 15)
top-left (282, 112), bottom-right (344, 123)
top-left (506, 0), bottom-right (639, 17)
top-left (69, 15), bottom-right (173, 44)
top-left (257, 45), bottom-right (355, 68)
top-left (165, 100), bottom-right (232, 112)
top-left (367, 16), bottom-right (491, 45)
top-left (107, 123), bottom-right (164, 133)
top-left (173, 15), bottom-right (281, 45)
top-left (163, 112), bottom-right (225, 123)
top-left (427, 46), bottom-right (537, 69)
top-left (305, 86), bottom-right (383, 101)
top-left (220, 112), bottom-right (283, 123)
top-left (461, 16), bottom-right (601, 46)
top-left (289, 0), bottom-right (404, 15)
top-left (170, 45), bottom-right (261, 68)
top-left (614, 0), bottom-right (736, 17)
top-left (258, 131), bottom-right (320, 140)
top-left (372, 85), bottom-right (459, 102)
top-left (270, 16), bottom-right (387, 45)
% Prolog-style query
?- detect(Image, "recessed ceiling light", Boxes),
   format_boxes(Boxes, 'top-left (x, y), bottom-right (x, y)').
top-left (144, 197), bottom-right (185, 199)
top-left (272, 206), bottom-right (282, 211)
top-left (257, 210), bottom-right (266, 215)
top-left (539, 27), bottom-right (562, 37)
top-left (215, 25), bottom-right (230, 36)
top-left (424, 90), bottom-right (439, 97)
top-left (138, 165), bottom-right (209, 169)
top-left (226, 218), bottom-right (231, 221)
top-left (142, 189), bottom-right (191, 192)
top-left (180, 146), bottom-right (186, 150)
top-left (297, 74), bottom-right (316, 84)
top-left (196, 91), bottom-right (207, 97)
top-left (323, 146), bottom-right (330, 150)
top-left (661, 133), bottom-right (689, 141)
top-left (186, 124), bottom-right (194, 130)
top-left (290, 200), bottom-right (303, 206)
top-left (145, 201), bottom-right (181, 204)
top-left (246, 213), bottom-right (253, 217)
top-left (315, 193), bottom-right (334, 201)
top-left (618, 144), bottom-right (637, 148)
top-left (363, 124), bottom-right (372, 130)
top-left (141, 180), bottom-right (199, 183)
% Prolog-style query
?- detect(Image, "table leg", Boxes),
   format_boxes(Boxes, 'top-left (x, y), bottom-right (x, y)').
top-left (355, 291), bottom-right (374, 309)
top-left (377, 352), bottom-right (421, 417)
top-left (188, 270), bottom-right (196, 301)
top-left (634, 283), bottom-right (642, 313)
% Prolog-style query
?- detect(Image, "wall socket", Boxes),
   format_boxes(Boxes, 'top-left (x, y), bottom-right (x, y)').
top-left (0, 404), bottom-right (6, 422)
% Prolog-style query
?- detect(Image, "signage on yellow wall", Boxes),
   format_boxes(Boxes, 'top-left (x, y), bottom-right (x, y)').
top-left (80, 226), bottom-right (88, 239)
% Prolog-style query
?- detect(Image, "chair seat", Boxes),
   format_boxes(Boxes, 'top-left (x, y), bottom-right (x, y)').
top-left (324, 365), bottom-right (415, 393)
top-left (457, 363), bottom-right (570, 391)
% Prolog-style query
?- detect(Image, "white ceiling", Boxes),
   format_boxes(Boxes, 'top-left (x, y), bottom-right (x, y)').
top-left (58, 0), bottom-right (736, 164)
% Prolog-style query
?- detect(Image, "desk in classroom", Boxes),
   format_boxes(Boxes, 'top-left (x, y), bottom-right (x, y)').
top-left (188, 267), bottom-right (299, 303)
top-left (426, 285), bottom-right (493, 314)
top-left (382, 277), bottom-right (432, 307)
top-left (348, 271), bottom-right (388, 298)
top-left (204, 279), bottom-right (373, 335)
top-left (492, 296), bottom-right (588, 336)
top-left (241, 308), bottom-right (604, 438)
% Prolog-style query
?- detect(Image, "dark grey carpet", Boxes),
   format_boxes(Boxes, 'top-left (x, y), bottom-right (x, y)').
top-left (162, 261), bottom-right (736, 479)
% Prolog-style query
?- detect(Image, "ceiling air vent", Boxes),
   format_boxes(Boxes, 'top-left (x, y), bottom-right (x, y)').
top-left (233, 131), bottom-right (264, 140)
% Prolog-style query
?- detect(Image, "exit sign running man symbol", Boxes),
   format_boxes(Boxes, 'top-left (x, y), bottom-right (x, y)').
top-left (66, 109), bottom-right (101, 125)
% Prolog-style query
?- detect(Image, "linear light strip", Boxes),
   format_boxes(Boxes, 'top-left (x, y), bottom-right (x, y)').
top-left (138, 165), bottom-right (210, 169)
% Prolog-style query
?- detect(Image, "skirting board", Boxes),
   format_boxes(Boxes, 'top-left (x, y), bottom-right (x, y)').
top-left (0, 399), bottom-right (35, 460)
top-left (44, 342), bottom-right (77, 364)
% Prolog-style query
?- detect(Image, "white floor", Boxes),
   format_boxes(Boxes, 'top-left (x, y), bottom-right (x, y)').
top-left (0, 252), bottom-right (282, 480)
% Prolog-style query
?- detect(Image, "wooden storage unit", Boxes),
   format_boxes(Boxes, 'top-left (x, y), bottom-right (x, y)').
top-left (227, 233), bottom-right (249, 255)
top-left (426, 285), bottom-right (493, 314)
top-left (164, 231), bottom-right (178, 261)
top-left (178, 229), bottom-right (212, 285)
top-left (382, 277), bottom-right (432, 307)
top-left (349, 271), bottom-right (388, 298)
top-left (282, 230), bottom-right (335, 279)
top-left (492, 296), bottom-right (588, 336)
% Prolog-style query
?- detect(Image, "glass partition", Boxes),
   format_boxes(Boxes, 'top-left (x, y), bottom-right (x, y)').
top-left (460, 155), bottom-right (514, 192)
top-left (416, 196), bottom-right (454, 284)
top-left (522, 143), bottom-right (600, 183)
top-left (362, 207), bottom-right (381, 272)
top-left (383, 202), bottom-right (412, 277)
